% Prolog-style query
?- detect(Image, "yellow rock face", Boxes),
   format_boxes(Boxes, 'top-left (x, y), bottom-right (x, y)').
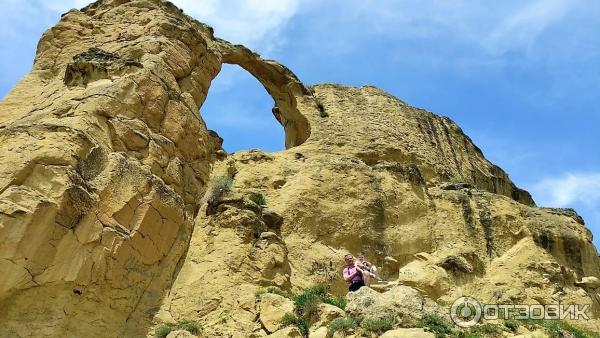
top-left (1, 0), bottom-right (599, 337)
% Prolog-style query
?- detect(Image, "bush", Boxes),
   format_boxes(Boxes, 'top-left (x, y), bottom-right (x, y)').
top-left (155, 324), bottom-right (172, 338)
top-left (504, 319), bottom-right (520, 332)
top-left (206, 175), bottom-right (233, 204)
top-left (176, 319), bottom-right (202, 334)
top-left (294, 292), bottom-right (320, 320)
top-left (361, 315), bottom-right (394, 334)
top-left (323, 295), bottom-right (346, 310)
top-left (320, 110), bottom-right (329, 118)
top-left (468, 323), bottom-right (502, 336)
top-left (416, 314), bottom-right (455, 338)
top-left (249, 192), bottom-right (267, 206)
top-left (327, 317), bottom-right (357, 337)
top-left (293, 283), bottom-right (330, 320)
top-left (155, 319), bottom-right (202, 337)
top-left (280, 312), bottom-right (299, 328)
top-left (531, 320), bottom-right (595, 338)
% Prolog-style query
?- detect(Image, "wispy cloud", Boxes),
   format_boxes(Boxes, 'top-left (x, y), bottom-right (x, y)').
top-left (483, 0), bottom-right (577, 55)
top-left (531, 172), bottom-right (600, 207)
top-left (171, 0), bottom-right (300, 52)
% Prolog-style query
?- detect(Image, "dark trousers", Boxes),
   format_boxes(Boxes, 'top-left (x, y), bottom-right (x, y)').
top-left (349, 280), bottom-right (365, 292)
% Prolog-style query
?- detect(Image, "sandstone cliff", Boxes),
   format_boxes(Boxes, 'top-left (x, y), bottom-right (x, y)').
top-left (0, 0), bottom-right (598, 337)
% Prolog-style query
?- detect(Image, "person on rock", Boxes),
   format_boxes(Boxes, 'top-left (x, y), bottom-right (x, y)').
top-left (343, 254), bottom-right (365, 292)
top-left (355, 252), bottom-right (383, 286)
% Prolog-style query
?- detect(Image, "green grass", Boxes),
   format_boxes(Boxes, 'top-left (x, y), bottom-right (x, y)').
top-left (327, 317), bottom-right (357, 337)
top-left (249, 192), bottom-right (267, 206)
top-left (361, 315), bottom-right (394, 334)
top-left (320, 110), bottom-right (329, 118)
top-left (155, 319), bottom-right (202, 337)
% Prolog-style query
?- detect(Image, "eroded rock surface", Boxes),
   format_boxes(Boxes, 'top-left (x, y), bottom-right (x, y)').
top-left (1, 0), bottom-right (599, 337)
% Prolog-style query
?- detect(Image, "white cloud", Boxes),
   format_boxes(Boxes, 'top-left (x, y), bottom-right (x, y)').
top-left (170, 0), bottom-right (300, 51)
top-left (531, 172), bottom-right (600, 207)
top-left (483, 0), bottom-right (577, 55)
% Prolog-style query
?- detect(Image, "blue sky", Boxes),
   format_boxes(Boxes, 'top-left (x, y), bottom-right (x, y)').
top-left (1, 0), bottom-right (599, 246)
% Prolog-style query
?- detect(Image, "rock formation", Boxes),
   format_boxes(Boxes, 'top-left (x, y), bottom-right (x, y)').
top-left (0, 0), bottom-right (599, 337)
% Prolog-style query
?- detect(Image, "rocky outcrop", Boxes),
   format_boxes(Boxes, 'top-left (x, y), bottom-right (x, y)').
top-left (1, 0), bottom-right (599, 337)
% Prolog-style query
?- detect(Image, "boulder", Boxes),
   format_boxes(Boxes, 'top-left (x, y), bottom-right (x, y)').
top-left (313, 303), bottom-right (345, 328)
top-left (268, 326), bottom-right (303, 337)
top-left (166, 330), bottom-right (196, 338)
top-left (345, 286), bottom-right (444, 325)
top-left (259, 293), bottom-right (295, 333)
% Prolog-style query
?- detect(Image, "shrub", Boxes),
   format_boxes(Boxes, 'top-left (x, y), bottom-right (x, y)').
top-left (327, 317), bottom-right (357, 337)
top-left (155, 324), bottom-right (172, 338)
top-left (155, 319), bottom-right (202, 337)
top-left (323, 295), bottom-right (346, 310)
top-left (294, 292), bottom-right (320, 320)
top-left (317, 102), bottom-right (329, 118)
top-left (504, 319), bottom-right (520, 332)
top-left (532, 320), bottom-right (595, 338)
top-left (206, 175), bottom-right (233, 204)
top-left (280, 312), bottom-right (299, 328)
top-left (469, 323), bottom-right (502, 336)
top-left (176, 319), bottom-right (202, 334)
top-left (304, 283), bottom-right (328, 298)
top-left (416, 314), bottom-right (455, 338)
top-left (249, 192), bottom-right (267, 206)
top-left (361, 315), bottom-right (394, 334)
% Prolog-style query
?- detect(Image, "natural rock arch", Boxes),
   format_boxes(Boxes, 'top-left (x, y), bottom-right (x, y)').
top-left (214, 40), bottom-right (312, 149)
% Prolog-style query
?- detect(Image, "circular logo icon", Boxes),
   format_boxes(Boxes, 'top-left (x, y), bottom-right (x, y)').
top-left (450, 296), bottom-right (482, 327)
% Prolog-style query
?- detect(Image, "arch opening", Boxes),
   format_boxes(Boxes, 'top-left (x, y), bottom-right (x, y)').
top-left (200, 64), bottom-right (286, 153)
top-left (210, 41), bottom-right (312, 150)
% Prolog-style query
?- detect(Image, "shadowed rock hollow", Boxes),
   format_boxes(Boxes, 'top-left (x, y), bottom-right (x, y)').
top-left (0, 0), bottom-right (599, 337)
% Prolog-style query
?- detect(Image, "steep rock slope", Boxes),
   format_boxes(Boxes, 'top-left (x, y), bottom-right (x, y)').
top-left (0, 0), bottom-right (598, 337)
top-left (181, 85), bottom-right (599, 336)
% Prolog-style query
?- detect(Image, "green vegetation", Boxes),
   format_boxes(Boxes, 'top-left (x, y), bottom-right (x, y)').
top-left (273, 283), bottom-right (345, 337)
top-left (416, 314), bottom-right (455, 338)
top-left (504, 319), bottom-right (519, 332)
top-left (249, 192), bottom-right (267, 206)
top-left (154, 319), bottom-right (202, 338)
top-left (322, 294), bottom-right (346, 310)
top-left (206, 174), bottom-right (233, 204)
top-left (467, 323), bottom-right (502, 337)
top-left (176, 319), bottom-right (202, 334)
top-left (361, 315), bottom-right (394, 334)
top-left (327, 317), bottom-right (357, 337)
top-left (154, 324), bottom-right (172, 338)
top-left (516, 319), bottom-right (599, 338)
top-left (278, 312), bottom-right (309, 337)
top-left (317, 102), bottom-right (329, 118)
